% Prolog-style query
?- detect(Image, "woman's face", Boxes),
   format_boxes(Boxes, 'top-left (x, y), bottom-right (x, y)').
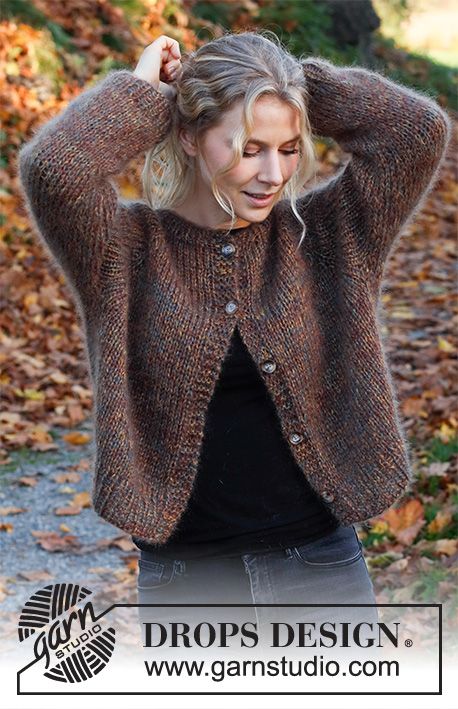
top-left (178, 95), bottom-right (302, 229)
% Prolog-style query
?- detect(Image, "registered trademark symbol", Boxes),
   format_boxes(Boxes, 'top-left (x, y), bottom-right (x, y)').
top-left (404, 638), bottom-right (413, 647)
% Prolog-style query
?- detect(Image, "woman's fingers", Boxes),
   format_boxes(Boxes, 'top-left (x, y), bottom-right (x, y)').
top-left (133, 34), bottom-right (181, 88)
top-left (164, 58), bottom-right (182, 82)
top-left (166, 59), bottom-right (179, 74)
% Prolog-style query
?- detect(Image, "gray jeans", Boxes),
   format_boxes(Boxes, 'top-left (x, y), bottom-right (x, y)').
top-left (136, 524), bottom-right (378, 646)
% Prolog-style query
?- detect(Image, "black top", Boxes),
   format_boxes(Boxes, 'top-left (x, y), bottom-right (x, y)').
top-left (132, 325), bottom-right (339, 560)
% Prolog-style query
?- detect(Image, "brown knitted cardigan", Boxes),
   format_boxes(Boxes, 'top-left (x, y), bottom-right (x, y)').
top-left (17, 57), bottom-right (451, 544)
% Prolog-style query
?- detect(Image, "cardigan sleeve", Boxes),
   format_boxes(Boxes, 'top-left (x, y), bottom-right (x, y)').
top-left (17, 69), bottom-right (172, 311)
top-left (300, 57), bottom-right (452, 286)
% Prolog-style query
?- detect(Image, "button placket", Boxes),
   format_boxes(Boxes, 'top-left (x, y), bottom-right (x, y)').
top-left (261, 352), bottom-right (304, 446)
top-left (257, 345), bottom-right (303, 445)
top-left (215, 239), bottom-right (239, 316)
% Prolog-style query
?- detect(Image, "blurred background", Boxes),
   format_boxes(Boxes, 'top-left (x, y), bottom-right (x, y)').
top-left (0, 1), bottom-right (457, 647)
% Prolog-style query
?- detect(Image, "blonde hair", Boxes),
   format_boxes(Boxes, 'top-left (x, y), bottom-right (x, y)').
top-left (141, 29), bottom-right (317, 248)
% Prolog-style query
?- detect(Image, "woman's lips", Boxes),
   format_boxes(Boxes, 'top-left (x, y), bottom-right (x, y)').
top-left (243, 192), bottom-right (275, 206)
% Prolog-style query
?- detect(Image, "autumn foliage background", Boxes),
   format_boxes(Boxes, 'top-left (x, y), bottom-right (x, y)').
top-left (0, 0), bottom-right (457, 637)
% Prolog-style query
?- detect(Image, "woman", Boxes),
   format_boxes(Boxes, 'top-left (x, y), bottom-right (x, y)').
top-left (18, 30), bottom-right (451, 648)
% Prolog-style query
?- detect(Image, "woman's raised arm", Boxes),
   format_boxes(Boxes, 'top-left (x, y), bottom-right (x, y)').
top-left (300, 57), bottom-right (452, 288)
top-left (17, 37), bottom-right (178, 312)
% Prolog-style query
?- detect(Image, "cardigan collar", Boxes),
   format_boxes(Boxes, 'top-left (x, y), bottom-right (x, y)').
top-left (156, 207), bottom-right (274, 251)
top-left (154, 204), bottom-right (303, 316)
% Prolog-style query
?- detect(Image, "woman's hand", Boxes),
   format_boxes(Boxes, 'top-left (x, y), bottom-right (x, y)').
top-left (133, 34), bottom-right (183, 98)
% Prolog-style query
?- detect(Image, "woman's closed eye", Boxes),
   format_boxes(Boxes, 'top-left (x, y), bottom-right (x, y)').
top-left (243, 149), bottom-right (299, 158)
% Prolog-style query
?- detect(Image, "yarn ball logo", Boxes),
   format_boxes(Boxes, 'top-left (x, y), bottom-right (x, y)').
top-left (17, 582), bottom-right (116, 683)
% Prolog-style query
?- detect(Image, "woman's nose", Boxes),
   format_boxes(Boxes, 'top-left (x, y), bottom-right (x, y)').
top-left (258, 154), bottom-right (284, 186)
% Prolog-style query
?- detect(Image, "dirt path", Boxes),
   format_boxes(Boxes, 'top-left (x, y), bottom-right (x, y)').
top-left (0, 420), bottom-right (141, 648)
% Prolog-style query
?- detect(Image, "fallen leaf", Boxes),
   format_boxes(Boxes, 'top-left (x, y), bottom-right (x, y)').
top-left (71, 491), bottom-right (91, 508)
top-left (67, 404), bottom-right (85, 424)
top-left (382, 499), bottom-right (426, 543)
top-left (395, 519), bottom-right (426, 546)
top-left (427, 511), bottom-right (452, 534)
top-left (93, 534), bottom-right (136, 551)
top-left (74, 459), bottom-right (91, 471)
top-left (54, 505), bottom-right (82, 516)
top-left (385, 557), bottom-right (409, 572)
top-left (13, 387), bottom-right (44, 400)
top-left (58, 485), bottom-right (77, 494)
top-left (123, 556), bottom-right (140, 572)
top-left (49, 370), bottom-right (68, 384)
top-left (17, 570), bottom-right (54, 582)
top-left (370, 520), bottom-right (390, 535)
top-left (62, 432), bottom-right (91, 446)
top-left (31, 530), bottom-right (82, 552)
top-left (18, 476), bottom-right (38, 487)
top-left (418, 556), bottom-right (435, 571)
top-left (52, 472), bottom-right (81, 483)
top-left (111, 536), bottom-right (137, 552)
top-left (424, 462), bottom-right (450, 477)
top-left (437, 336), bottom-right (454, 352)
top-left (0, 412), bottom-right (21, 424)
top-left (434, 539), bottom-right (457, 556)
top-left (0, 506), bottom-right (26, 516)
top-left (0, 577), bottom-right (16, 602)
top-left (437, 580), bottom-right (455, 594)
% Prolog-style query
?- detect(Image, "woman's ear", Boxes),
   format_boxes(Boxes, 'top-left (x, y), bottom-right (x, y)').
top-left (178, 127), bottom-right (198, 158)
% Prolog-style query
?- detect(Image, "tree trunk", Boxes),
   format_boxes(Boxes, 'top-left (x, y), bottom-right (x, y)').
top-left (318, 0), bottom-right (381, 67)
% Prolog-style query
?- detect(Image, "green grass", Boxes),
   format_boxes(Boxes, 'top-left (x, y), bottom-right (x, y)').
top-left (427, 49), bottom-right (458, 68)
top-left (0, 446), bottom-right (63, 475)
top-left (0, 427), bottom-right (92, 475)
top-left (413, 566), bottom-right (450, 602)
top-left (423, 433), bottom-right (458, 464)
top-left (375, 35), bottom-right (458, 111)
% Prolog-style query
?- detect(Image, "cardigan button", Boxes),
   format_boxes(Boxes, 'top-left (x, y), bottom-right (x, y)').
top-left (221, 243), bottom-right (235, 256)
top-left (289, 432), bottom-right (303, 445)
top-left (261, 360), bottom-right (276, 374)
top-left (225, 301), bottom-right (238, 314)
top-left (322, 491), bottom-right (335, 503)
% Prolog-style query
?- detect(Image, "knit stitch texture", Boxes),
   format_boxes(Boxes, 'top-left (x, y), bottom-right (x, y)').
top-left (17, 58), bottom-right (452, 543)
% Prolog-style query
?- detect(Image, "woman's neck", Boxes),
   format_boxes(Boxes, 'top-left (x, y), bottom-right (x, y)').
top-left (170, 204), bottom-right (251, 231)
